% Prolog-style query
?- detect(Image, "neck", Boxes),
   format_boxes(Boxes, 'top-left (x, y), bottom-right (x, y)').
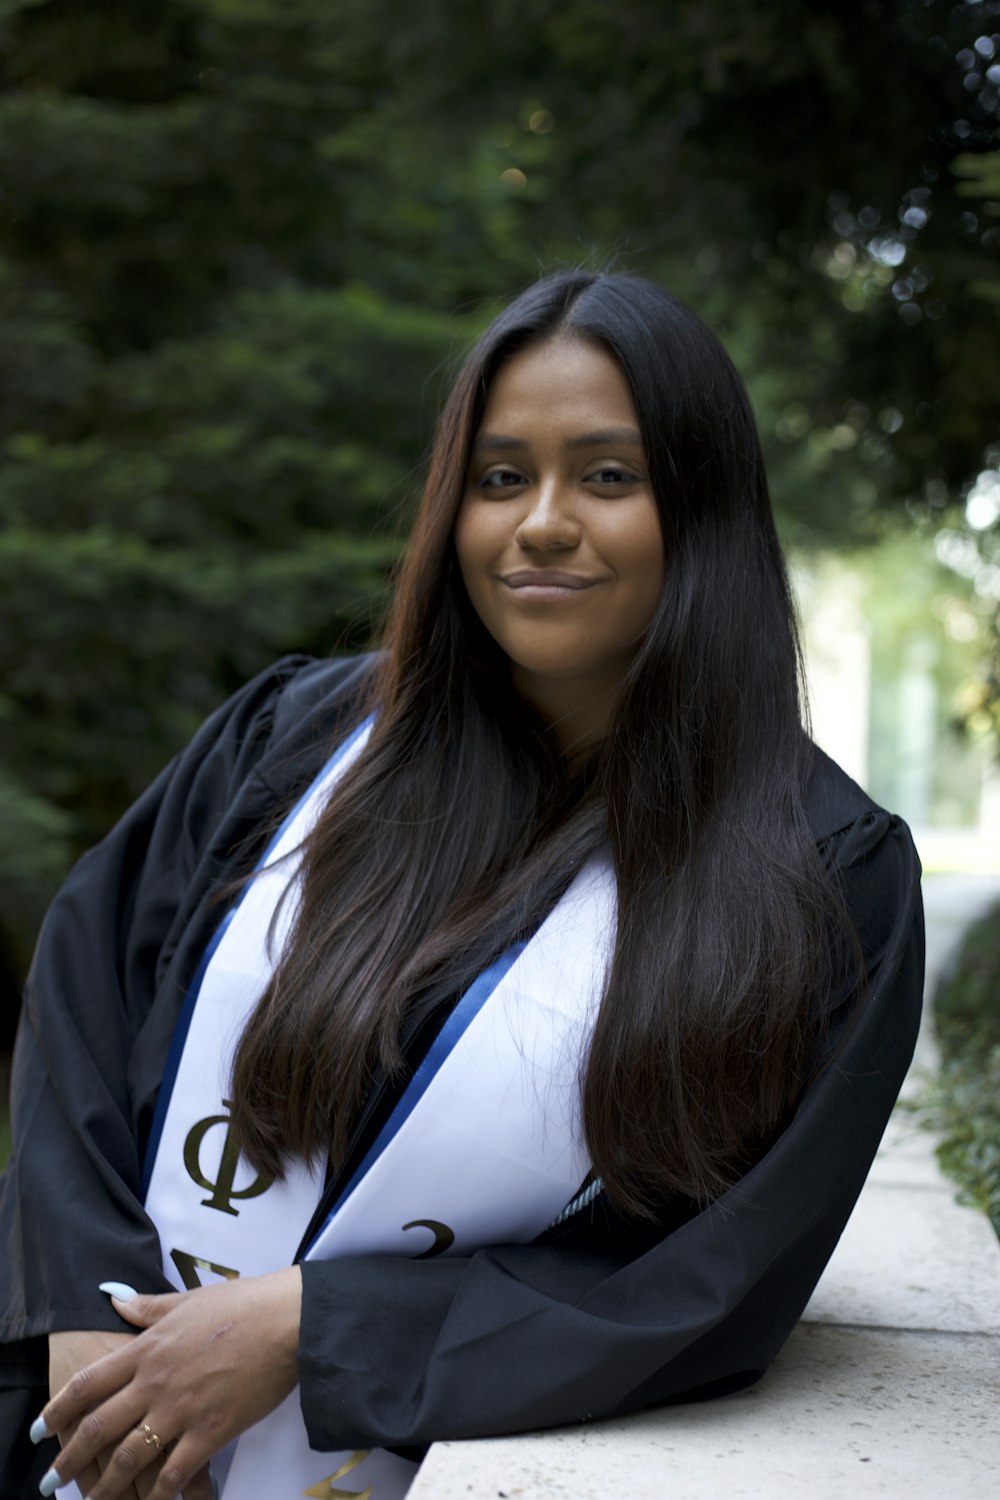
top-left (511, 669), bottom-right (621, 754)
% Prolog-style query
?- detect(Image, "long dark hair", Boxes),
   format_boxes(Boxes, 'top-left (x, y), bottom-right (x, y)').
top-left (230, 271), bottom-right (850, 1216)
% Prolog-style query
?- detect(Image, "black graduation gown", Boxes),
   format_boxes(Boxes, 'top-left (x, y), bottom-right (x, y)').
top-left (0, 655), bottom-right (924, 1491)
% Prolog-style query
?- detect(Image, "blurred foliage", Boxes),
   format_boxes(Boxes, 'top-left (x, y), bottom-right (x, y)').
top-left (914, 900), bottom-right (1000, 1235)
top-left (935, 498), bottom-right (1000, 742)
top-left (953, 128), bottom-right (1000, 301)
top-left (936, 899), bottom-right (1000, 1036)
top-left (0, 760), bottom-right (71, 1040)
top-left (0, 0), bottom-right (999, 1009)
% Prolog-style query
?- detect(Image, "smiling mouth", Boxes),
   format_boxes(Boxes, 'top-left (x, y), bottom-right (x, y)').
top-left (500, 571), bottom-right (599, 590)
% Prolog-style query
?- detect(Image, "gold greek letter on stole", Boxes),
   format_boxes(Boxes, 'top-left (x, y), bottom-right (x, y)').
top-left (302, 1449), bottom-right (374, 1498)
top-left (182, 1099), bottom-right (273, 1216)
top-left (401, 1218), bottom-right (455, 1259)
top-left (170, 1248), bottom-right (240, 1290)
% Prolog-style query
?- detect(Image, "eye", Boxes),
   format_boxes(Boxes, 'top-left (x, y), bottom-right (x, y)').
top-left (477, 466), bottom-right (527, 494)
top-left (586, 465), bottom-right (642, 489)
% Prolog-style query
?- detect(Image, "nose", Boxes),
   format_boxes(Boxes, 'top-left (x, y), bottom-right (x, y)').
top-left (513, 476), bottom-right (581, 551)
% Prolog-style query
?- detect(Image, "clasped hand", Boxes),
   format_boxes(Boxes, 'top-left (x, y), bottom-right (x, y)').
top-left (39, 1267), bottom-right (303, 1500)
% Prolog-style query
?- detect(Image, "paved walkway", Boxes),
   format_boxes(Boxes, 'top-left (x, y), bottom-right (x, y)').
top-left (410, 874), bottom-right (1000, 1499)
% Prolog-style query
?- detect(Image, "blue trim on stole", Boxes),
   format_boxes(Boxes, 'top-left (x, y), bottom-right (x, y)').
top-left (312, 939), bottom-right (527, 1239)
top-left (140, 717), bottom-right (373, 1198)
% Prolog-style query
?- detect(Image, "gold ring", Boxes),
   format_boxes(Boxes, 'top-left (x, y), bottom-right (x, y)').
top-left (137, 1422), bottom-right (162, 1451)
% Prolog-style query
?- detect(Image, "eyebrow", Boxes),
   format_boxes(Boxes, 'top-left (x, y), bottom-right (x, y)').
top-left (472, 427), bottom-right (644, 451)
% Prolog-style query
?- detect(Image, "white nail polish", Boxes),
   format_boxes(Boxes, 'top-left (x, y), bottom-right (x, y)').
top-left (98, 1280), bottom-right (139, 1302)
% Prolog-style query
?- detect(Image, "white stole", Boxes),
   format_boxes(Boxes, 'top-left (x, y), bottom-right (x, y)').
top-left (130, 720), bottom-right (615, 1500)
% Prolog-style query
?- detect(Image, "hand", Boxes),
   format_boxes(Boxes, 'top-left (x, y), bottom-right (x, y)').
top-left (48, 1331), bottom-right (201, 1499)
top-left (37, 1268), bottom-right (302, 1500)
top-left (50, 1331), bottom-right (143, 1499)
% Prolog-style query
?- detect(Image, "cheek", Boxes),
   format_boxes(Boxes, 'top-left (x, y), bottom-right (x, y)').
top-left (618, 510), bottom-right (666, 624)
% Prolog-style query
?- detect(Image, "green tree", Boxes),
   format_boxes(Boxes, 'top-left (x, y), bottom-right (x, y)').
top-left (1, 0), bottom-right (998, 1004)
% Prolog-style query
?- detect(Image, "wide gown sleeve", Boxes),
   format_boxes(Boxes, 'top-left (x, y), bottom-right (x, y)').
top-left (0, 657), bottom-right (313, 1345)
top-left (296, 807), bottom-right (924, 1449)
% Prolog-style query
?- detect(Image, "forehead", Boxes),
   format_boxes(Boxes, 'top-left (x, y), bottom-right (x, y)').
top-left (478, 336), bottom-right (640, 434)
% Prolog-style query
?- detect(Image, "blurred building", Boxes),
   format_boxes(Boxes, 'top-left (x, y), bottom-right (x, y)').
top-left (794, 549), bottom-right (1000, 875)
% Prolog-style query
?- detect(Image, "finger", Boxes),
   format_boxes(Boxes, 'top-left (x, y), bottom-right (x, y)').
top-left (79, 1423), bottom-right (172, 1500)
top-left (83, 1446), bottom-right (145, 1500)
top-left (91, 1438), bottom-right (214, 1500)
top-left (45, 1391), bottom-right (150, 1496)
top-left (137, 1436), bottom-right (208, 1500)
top-left (118, 1446), bottom-right (162, 1500)
top-left (54, 1416), bottom-right (102, 1496)
top-left (137, 1465), bottom-right (164, 1500)
top-left (42, 1342), bottom-right (140, 1436)
top-left (109, 1290), bottom-right (183, 1331)
top-left (74, 1455), bottom-right (103, 1496)
top-left (180, 1463), bottom-right (215, 1500)
top-left (39, 1447), bottom-right (106, 1499)
top-left (80, 1464), bottom-right (103, 1495)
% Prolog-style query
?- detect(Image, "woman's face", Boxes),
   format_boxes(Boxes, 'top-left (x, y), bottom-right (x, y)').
top-left (455, 335), bottom-right (664, 745)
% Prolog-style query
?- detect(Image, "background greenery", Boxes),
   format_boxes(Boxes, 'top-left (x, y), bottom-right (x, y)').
top-left (0, 0), bottom-right (998, 1037)
top-left (916, 899), bottom-right (1000, 1232)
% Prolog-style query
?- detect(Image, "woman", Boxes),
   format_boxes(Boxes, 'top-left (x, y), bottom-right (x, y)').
top-left (0, 271), bottom-right (924, 1500)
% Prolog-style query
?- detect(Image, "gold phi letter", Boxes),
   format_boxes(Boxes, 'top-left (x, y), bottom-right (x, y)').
top-left (182, 1099), bottom-right (272, 1216)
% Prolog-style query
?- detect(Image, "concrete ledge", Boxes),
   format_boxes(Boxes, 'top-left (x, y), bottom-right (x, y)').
top-left (410, 1325), bottom-right (1000, 1499)
top-left (803, 1179), bottom-right (1000, 1335)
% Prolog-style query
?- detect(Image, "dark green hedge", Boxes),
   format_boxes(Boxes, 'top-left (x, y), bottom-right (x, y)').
top-left (923, 900), bottom-right (1000, 1235)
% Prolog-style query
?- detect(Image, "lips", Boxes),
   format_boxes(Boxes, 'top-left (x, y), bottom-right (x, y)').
top-left (500, 570), bottom-right (598, 590)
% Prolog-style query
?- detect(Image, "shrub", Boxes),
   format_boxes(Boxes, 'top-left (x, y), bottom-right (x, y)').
top-left (919, 899), bottom-right (1000, 1236)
